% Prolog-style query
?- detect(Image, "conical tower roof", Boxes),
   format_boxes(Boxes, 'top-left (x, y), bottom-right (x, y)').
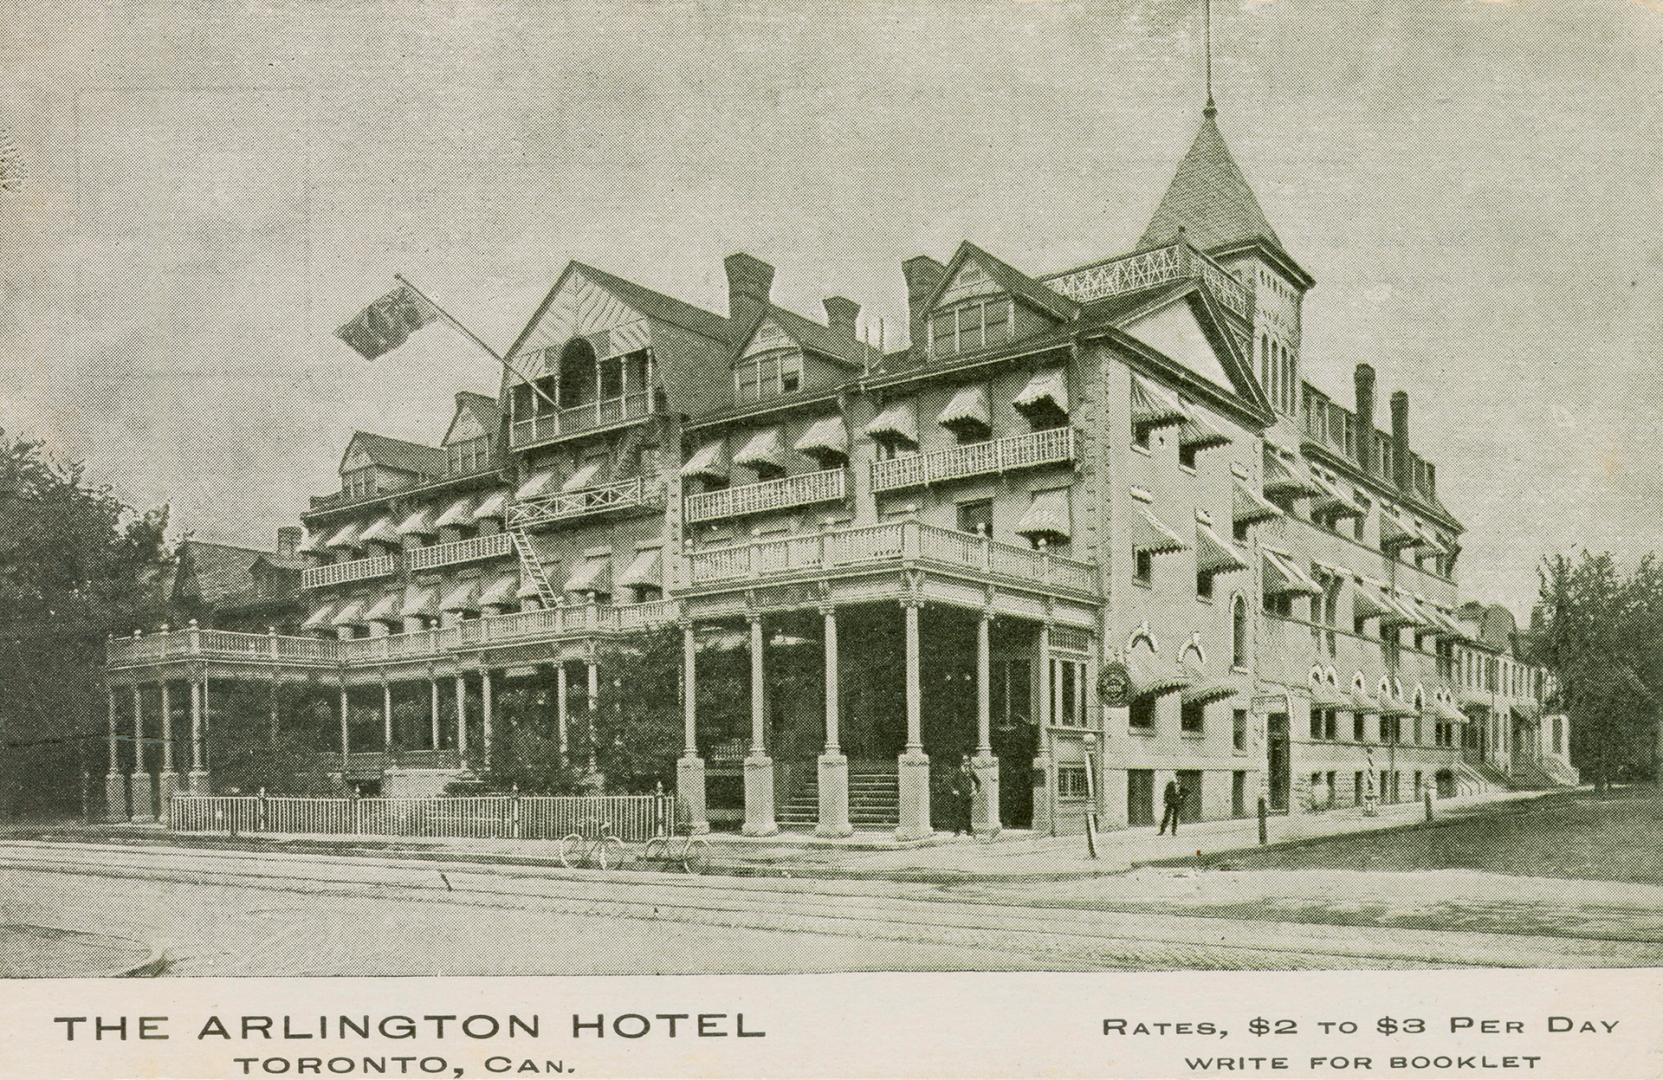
top-left (1138, 110), bottom-right (1283, 254)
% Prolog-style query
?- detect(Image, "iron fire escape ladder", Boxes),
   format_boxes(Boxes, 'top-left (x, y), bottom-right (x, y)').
top-left (508, 525), bottom-right (559, 608)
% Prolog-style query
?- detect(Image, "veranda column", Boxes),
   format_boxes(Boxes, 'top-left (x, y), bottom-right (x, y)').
top-left (480, 667), bottom-right (494, 764)
top-left (895, 598), bottom-right (932, 841)
top-left (454, 674), bottom-right (468, 760)
top-left (585, 648), bottom-right (600, 779)
top-left (189, 678), bottom-right (208, 794)
top-left (157, 680), bottom-right (179, 808)
top-left (382, 681), bottom-right (394, 751)
top-left (676, 620), bottom-right (709, 834)
top-left (129, 686), bottom-right (155, 823)
top-left (742, 613), bottom-right (778, 836)
top-left (338, 680), bottom-right (350, 772)
top-left (971, 609), bottom-right (1001, 838)
top-left (104, 687), bottom-right (128, 822)
top-left (555, 662), bottom-right (569, 765)
top-left (1031, 623), bottom-right (1056, 836)
top-left (816, 606), bottom-right (851, 837)
top-left (428, 676), bottom-right (440, 750)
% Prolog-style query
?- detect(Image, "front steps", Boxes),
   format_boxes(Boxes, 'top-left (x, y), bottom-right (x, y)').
top-left (777, 760), bottom-right (899, 831)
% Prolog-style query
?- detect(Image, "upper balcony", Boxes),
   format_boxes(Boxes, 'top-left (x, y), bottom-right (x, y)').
top-left (1041, 239), bottom-right (1252, 323)
top-left (685, 468), bottom-right (847, 524)
top-left (508, 476), bottom-right (663, 530)
top-left (301, 555), bottom-right (399, 590)
top-left (508, 391), bottom-right (654, 450)
top-left (685, 519), bottom-right (1099, 598)
top-left (405, 531), bottom-right (514, 572)
top-left (870, 426), bottom-right (1078, 494)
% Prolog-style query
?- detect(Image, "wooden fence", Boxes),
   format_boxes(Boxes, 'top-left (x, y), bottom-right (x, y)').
top-left (168, 793), bottom-right (675, 842)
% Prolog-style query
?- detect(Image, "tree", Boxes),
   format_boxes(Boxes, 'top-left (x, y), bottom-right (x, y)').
top-left (0, 430), bottom-right (171, 818)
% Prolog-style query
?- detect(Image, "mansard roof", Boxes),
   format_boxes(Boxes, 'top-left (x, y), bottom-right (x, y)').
top-left (1138, 111), bottom-right (1289, 263)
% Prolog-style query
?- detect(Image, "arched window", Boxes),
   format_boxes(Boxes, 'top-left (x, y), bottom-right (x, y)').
top-left (558, 337), bottom-right (598, 409)
top-left (1259, 334), bottom-right (1270, 390)
top-left (1231, 594), bottom-right (1248, 669)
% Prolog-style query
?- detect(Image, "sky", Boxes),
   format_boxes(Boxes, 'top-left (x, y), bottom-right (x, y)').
top-left (0, 0), bottom-right (1658, 617)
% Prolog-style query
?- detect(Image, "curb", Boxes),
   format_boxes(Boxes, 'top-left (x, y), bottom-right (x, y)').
top-left (116, 944), bottom-right (170, 978)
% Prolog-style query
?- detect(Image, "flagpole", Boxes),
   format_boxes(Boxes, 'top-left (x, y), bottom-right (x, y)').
top-left (393, 273), bottom-right (559, 410)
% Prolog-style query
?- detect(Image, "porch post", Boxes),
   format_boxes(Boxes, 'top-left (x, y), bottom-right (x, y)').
top-left (454, 674), bottom-right (468, 759)
top-left (128, 686), bottom-right (154, 822)
top-left (429, 676), bottom-right (440, 750)
top-left (338, 680), bottom-right (350, 770)
top-left (382, 680), bottom-right (394, 750)
top-left (585, 649), bottom-right (600, 779)
top-left (481, 667), bottom-right (494, 764)
top-left (742, 613), bottom-right (778, 836)
top-left (676, 620), bottom-right (709, 834)
top-left (189, 677), bottom-right (208, 793)
top-left (816, 605), bottom-right (851, 837)
top-left (1031, 623), bottom-right (1056, 836)
top-left (555, 662), bottom-right (569, 765)
top-left (158, 680), bottom-right (179, 808)
top-left (104, 687), bottom-right (128, 822)
top-left (972, 609), bottom-right (1000, 838)
top-left (896, 597), bottom-right (932, 841)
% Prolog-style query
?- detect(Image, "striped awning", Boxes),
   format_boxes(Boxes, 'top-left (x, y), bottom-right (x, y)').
top-left (331, 599), bottom-right (367, 626)
top-left (732, 428), bottom-right (787, 471)
top-left (1378, 591), bottom-right (1430, 629)
top-left (439, 579), bottom-right (479, 613)
top-left (1128, 653), bottom-right (1191, 700)
top-left (1309, 472), bottom-right (1365, 519)
top-left (1131, 506), bottom-right (1189, 555)
top-left (1378, 690), bottom-right (1419, 718)
top-left (360, 515), bottom-right (400, 546)
top-left (297, 530), bottom-right (328, 555)
top-left (938, 385), bottom-right (990, 432)
top-left (1130, 376), bottom-right (1186, 431)
top-left (1350, 582), bottom-right (1396, 623)
top-left (1262, 453), bottom-right (1323, 499)
top-left (1013, 369), bottom-right (1069, 418)
top-left (515, 469), bottom-right (561, 500)
top-left (1182, 676), bottom-right (1237, 706)
top-left (435, 494), bottom-right (478, 528)
top-left (793, 416), bottom-right (849, 461)
top-left (471, 490), bottom-right (509, 521)
top-left (478, 573), bottom-right (520, 608)
top-left (617, 547), bottom-right (664, 590)
top-left (1435, 699), bottom-right (1468, 724)
top-left (362, 592), bottom-right (402, 623)
top-left (324, 521), bottom-right (363, 550)
top-left (1379, 511), bottom-right (1418, 551)
top-left (565, 557), bottom-right (613, 595)
top-left (1014, 489), bottom-right (1072, 543)
top-left (395, 508), bottom-right (436, 537)
top-left (1232, 481), bottom-right (1284, 531)
top-left (1262, 549), bottom-right (1323, 597)
top-left (1178, 408), bottom-right (1231, 452)
top-left (865, 401), bottom-right (918, 447)
top-left (302, 600), bottom-right (338, 628)
top-left (560, 460), bottom-right (605, 493)
top-left (516, 576), bottom-right (547, 600)
top-left (399, 584), bottom-right (440, 618)
top-left (1310, 679), bottom-right (1349, 709)
top-left (1347, 685), bottom-right (1381, 713)
top-left (1195, 522), bottom-right (1249, 576)
top-left (680, 440), bottom-right (730, 481)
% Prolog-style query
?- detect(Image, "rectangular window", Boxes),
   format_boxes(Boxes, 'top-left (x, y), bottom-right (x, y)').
top-left (1353, 713), bottom-right (1366, 742)
top-left (1181, 700), bottom-right (1205, 734)
top-left (1353, 771), bottom-right (1365, 806)
top-left (1133, 549), bottom-right (1153, 586)
top-left (1196, 567), bottom-right (1214, 600)
top-left (1177, 770), bottom-right (1202, 823)
top-left (1056, 765), bottom-right (1089, 800)
top-left (779, 352), bottom-right (801, 394)
top-left (1353, 495), bottom-right (1371, 543)
top-left (956, 499), bottom-right (993, 537)
top-left (1233, 709), bottom-right (1247, 751)
top-left (1129, 697), bottom-right (1156, 731)
top-left (1052, 658), bottom-right (1086, 728)
top-left (1232, 771), bottom-right (1247, 817)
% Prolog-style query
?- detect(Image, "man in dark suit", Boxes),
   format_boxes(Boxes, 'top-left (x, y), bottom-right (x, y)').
top-left (1158, 778), bottom-right (1184, 835)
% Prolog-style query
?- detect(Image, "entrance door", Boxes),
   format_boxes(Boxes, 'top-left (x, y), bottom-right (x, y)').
top-left (1266, 715), bottom-right (1290, 811)
top-left (1177, 770), bottom-right (1202, 823)
top-left (1127, 769), bottom-right (1155, 827)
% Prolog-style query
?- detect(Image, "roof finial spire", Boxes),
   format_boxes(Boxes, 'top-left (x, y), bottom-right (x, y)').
top-left (1203, 0), bottom-right (1216, 117)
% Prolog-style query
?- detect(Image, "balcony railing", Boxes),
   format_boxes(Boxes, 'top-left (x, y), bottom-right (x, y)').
top-left (1041, 239), bottom-right (1251, 321)
top-left (509, 476), bottom-right (662, 529)
top-left (305, 455), bottom-right (504, 514)
top-left (405, 531), bottom-right (514, 571)
top-left (301, 555), bottom-right (399, 590)
top-left (685, 468), bottom-right (847, 524)
top-left (508, 392), bottom-right (653, 449)
top-left (870, 427), bottom-right (1078, 493)
top-left (107, 627), bottom-right (344, 668)
top-left (686, 519), bottom-right (1098, 596)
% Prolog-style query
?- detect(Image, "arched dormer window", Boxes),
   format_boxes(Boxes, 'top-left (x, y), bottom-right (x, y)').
top-left (558, 337), bottom-right (598, 409)
top-left (1231, 593), bottom-right (1248, 669)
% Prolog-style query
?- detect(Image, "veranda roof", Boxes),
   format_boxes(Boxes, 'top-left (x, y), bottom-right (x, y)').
top-left (395, 508), bottom-right (436, 537)
top-left (865, 401), bottom-right (918, 447)
top-left (1012, 368), bottom-right (1069, 419)
top-left (435, 494), bottom-right (478, 528)
top-left (324, 521), bottom-right (363, 550)
top-left (937, 385), bottom-right (991, 432)
top-left (515, 469), bottom-right (560, 500)
top-left (1261, 549), bottom-right (1323, 597)
top-left (1131, 506), bottom-right (1189, 556)
top-left (471, 490), bottom-right (509, 521)
top-left (680, 440), bottom-right (730, 481)
top-left (617, 547), bottom-right (664, 590)
top-left (793, 416), bottom-right (849, 461)
top-left (560, 460), bottom-right (605, 493)
top-left (732, 428), bottom-right (788, 471)
top-left (1014, 490), bottom-right (1072, 543)
top-left (362, 592), bottom-right (402, 623)
top-left (399, 584), bottom-right (440, 618)
top-left (1130, 376), bottom-right (1187, 431)
top-left (477, 573), bottom-right (520, 608)
top-left (1194, 522), bottom-right (1249, 576)
top-left (360, 515), bottom-right (400, 546)
top-left (565, 557), bottom-right (613, 595)
top-left (1232, 481), bottom-right (1284, 531)
top-left (439, 579), bottom-right (479, 612)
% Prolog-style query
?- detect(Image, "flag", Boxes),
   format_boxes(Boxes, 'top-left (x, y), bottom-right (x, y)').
top-left (334, 283), bottom-right (440, 360)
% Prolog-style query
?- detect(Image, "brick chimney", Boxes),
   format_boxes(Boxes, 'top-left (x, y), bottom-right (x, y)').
top-left (275, 526), bottom-right (301, 560)
top-left (1353, 363), bottom-right (1376, 474)
top-left (902, 255), bottom-right (946, 350)
top-left (1390, 390), bottom-right (1411, 490)
top-left (822, 296), bottom-right (860, 339)
top-left (723, 253), bottom-right (774, 329)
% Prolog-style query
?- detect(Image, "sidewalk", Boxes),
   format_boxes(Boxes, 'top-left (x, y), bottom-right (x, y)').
top-left (42, 787), bottom-right (1561, 884)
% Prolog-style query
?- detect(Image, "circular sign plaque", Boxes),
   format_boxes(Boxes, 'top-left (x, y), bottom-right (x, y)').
top-left (1096, 661), bottom-right (1132, 707)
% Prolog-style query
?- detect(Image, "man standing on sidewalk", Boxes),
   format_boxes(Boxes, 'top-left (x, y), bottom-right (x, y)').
top-left (1158, 778), bottom-right (1184, 835)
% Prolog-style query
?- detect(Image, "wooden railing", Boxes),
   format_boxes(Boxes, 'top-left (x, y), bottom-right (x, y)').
top-left (1042, 239), bottom-right (1252, 321)
top-left (686, 519), bottom-right (1098, 596)
top-left (508, 392), bottom-right (654, 448)
top-left (301, 555), bottom-right (398, 590)
top-left (171, 793), bottom-right (676, 842)
top-left (869, 427), bottom-right (1077, 493)
top-left (508, 477), bottom-right (661, 529)
top-left (685, 468), bottom-right (847, 523)
top-left (405, 531), bottom-right (513, 571)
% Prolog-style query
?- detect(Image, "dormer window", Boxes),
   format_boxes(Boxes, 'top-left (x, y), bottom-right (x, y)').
top-left (931, 297), bottom-right (1011, 358)
top-left (734, 348), bottom-right (802, 404)
top-left (343, 467), bottom-right (375, 499)
top-left (446, 434), bottom-right (495, 475)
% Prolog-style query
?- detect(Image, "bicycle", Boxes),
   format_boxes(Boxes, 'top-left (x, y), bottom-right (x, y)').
top-left (641, 823), bottom-right (712, 874)
top-left (559, 817), bottom-right (625, 870)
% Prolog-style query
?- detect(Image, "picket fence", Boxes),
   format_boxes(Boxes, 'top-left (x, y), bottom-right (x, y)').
top-left (168, 793), bottom-right (675, 842)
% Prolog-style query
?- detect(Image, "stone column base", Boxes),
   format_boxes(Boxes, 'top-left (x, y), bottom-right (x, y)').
top-left (970, 753), bottom-right (1000, 839)
top-left (128, 772), bottom-right (156, 823)
top-left (895, 749), bottom-right (932, 841)
top-left (742, 754), bottom-right (778, 836)
top-left (816, 752), bottom-right (852, 838)
top-left (104, 773), bottom-right (129, 823)
top-left (188, 769), bottom-right (211, 796)
top-left (157, 771), bottom-right (180, 820)
top-left (676, 754), bottom-right (710, 835)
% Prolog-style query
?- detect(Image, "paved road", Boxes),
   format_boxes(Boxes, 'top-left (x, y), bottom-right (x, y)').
top-left (2, 840), bottom-right (1658, 976)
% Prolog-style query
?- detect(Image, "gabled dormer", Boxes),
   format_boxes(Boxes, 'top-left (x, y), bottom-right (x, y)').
top-left (440, 391), bottom-right (501, 475)
top-left (918, 242), bottom-right (1079, 363)
top-left (729, 298), bottom-right (868, 407)
top-left (337, 431), bottom-right (445, 500)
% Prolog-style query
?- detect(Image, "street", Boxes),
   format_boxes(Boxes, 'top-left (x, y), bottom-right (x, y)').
top-left (4, 838), bottom-right (1661, 975)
